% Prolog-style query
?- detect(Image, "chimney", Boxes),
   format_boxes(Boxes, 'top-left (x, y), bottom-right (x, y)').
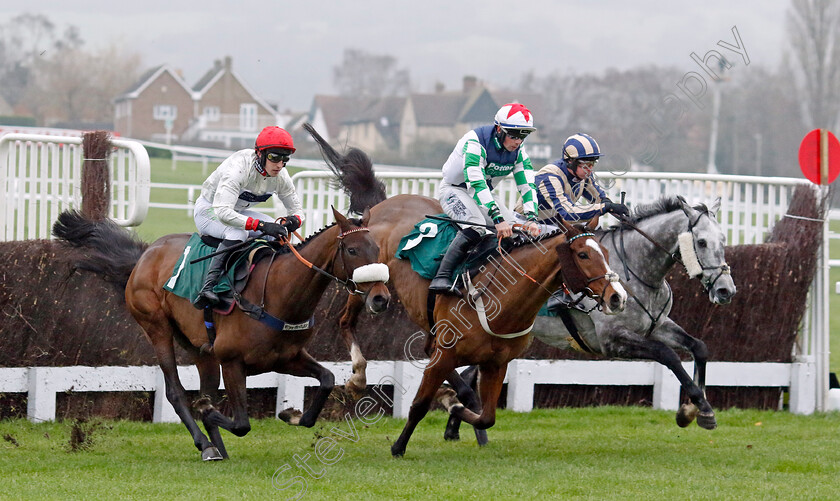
top-left (463, 75), bottom-right (478, 93)
top-left (224, 56), bottom-right (232, 70)
top-left (435, 82), bottom-right (445, 94)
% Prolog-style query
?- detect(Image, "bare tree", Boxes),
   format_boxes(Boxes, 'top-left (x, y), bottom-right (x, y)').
top-left (29, 43), bottom-right (142, 125)
top-left (0, 13), bottom-right (81, 109)
top-left (332, 48), bottom-right (410, 98)
top-left (787, 0), bottom-right (840, 129)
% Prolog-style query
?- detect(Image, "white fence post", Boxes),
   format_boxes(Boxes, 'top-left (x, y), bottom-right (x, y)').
top-left (276, 374), bottom-right (306, 415)
top-left (153, 368), bottom-right (180, 424)
top-left (507, 359), bottom-right (535, 412)
top-left (652, 363), bottom-right (682, 411)
top-left (789, 356), bottom-right (817, 415)
top-left (392, 361), bottom-right (423, 419)
top-left (27, 367), bottom-right (56, 423)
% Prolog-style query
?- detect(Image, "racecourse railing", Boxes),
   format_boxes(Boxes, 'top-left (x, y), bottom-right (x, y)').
top-left (0, 149), bottom-right (832, 414)
top-left (0, 133), bottom-right (150, 240)
top-left (0, 359), bottom-right (822, 423)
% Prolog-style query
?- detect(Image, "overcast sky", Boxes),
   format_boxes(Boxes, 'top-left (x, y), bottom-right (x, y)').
top-left (3, 1), bottom-right (792, 111)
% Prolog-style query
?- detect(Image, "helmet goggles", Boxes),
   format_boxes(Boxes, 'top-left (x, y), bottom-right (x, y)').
top-left (502, 127), bottom-right (534, 140)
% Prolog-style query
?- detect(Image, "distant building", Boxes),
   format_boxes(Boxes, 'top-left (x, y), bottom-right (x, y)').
top-left (304, 76), bottom-right (552, 162)
top-left (113, 56), bottom-right (279, 148)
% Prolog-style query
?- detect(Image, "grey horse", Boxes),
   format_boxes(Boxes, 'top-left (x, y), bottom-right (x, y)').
top-left (444, 195), bottom-right (736, 440)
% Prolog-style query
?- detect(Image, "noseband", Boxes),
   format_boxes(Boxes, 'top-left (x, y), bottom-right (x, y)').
top-left (616, 210), bottom-right (730, 294)
top-left (564, 231), bottom-right (620, 309)
top-left (681, 211), bottom-right (731, 293)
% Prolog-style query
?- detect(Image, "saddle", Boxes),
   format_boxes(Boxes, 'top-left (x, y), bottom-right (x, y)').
top-left (395, 215), bottom-right (520, 281)
top-left (163, 234), bottom-right (276, 315)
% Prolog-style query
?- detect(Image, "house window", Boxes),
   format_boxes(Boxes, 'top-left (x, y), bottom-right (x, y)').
top-left (203, 106), bottom-right (220, 122)
top-left (240, 103), bottom-right (257, 131)
top-left (153, 105), bottom-right (177, 120)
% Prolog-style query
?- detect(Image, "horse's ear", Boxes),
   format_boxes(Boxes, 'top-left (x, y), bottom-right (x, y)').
top-left (554, 217), bottom-right (574, 235)
top-left (332, 206), bottom-right (350, 231)
top-left (676, 195), bottom-right (693, 217)
top-left (361, 206), bottom-right (371, 227)
top-left (709, 197), bottom-right (721, 216)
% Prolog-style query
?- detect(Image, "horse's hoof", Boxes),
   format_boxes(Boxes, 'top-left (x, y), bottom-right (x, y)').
top-left (201, 446), bottom-right (223, 461)
top-left (390, 444), bottom-right (405, 458)
top-left (443, 430), bottom-right (460, 441)
top-left (676, 403), bottom-right (699, 428)
top-left (435, 387), bottom-right (460, 411)
top-left (475, 429), bottom-right (489, 446)
top-left (194, 396), bottom-right (214, 416)
top-left (278, 407), bottom-right (302, 425)
top-left (345, 377), bottom-right (367, 399)
top-left (696, 411), bottom-right (717, 430)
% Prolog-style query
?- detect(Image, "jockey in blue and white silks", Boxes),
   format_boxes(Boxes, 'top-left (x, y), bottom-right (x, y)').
top-left (526, 133), bottom-right (629, 227)
top-left (430, 103), bottom-right (541, 297)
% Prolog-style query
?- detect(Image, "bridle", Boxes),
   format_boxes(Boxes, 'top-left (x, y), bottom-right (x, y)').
top-left (613, 209), bottom-right (730, 294)
top-left (564, 231), bottom-right (620, 308)
top-left (284, 226), bottom-right (387, 296)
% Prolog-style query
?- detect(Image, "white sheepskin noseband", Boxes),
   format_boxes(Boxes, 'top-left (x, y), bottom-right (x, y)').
top-left (678, 232), bottom-right (703, 278)
top-left (352, 263), bottom-right (390, 283)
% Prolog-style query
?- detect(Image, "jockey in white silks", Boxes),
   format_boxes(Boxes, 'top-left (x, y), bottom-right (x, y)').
top-left (192, 126), bottom-right (305, 309)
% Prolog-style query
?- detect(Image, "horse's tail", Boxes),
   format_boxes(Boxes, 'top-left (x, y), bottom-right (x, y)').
top-left (303, 122), bottom-right (387, 213)
top-left (52, 210), bottom-right (148, 288)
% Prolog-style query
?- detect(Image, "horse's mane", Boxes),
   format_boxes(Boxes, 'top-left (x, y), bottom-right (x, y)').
top-left (290, 215), bottom-right (365, 249)
top-left (623, 195), bottom-right (711, 224)
top-left (506, 226), bottom-right (572, 249)
top-left (303, 123), bottom-right (386, 213)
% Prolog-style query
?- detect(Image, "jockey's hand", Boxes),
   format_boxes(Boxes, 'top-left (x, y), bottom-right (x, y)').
top-left (522, 220), bottom-right (540, 237)
top-left (494, 220), bottom-right (513, 239)
top-left (282, 215), bottom-right (302, 233)
top-left (603, 200), bottom-right (630, 218)
top-left (257, 220), bottom-right (288, 239)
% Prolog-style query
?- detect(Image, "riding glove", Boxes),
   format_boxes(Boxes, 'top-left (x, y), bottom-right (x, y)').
top-left (603, 200), bottom-right (630, 218)
top-left (257, 220), bottom-right (288, 239)
top-left (283, 215), bottom-right (302, 233)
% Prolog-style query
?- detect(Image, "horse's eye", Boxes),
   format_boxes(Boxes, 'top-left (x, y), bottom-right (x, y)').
top-left (697, 239), bottom-right (707, 248)
top-left (347, 248), bottom-right (358, 256)
top-left (577, 252), bottom-right (589, 259)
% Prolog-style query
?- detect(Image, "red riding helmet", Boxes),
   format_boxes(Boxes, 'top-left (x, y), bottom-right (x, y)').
top-left (255, 126), bottom-right (296, 153)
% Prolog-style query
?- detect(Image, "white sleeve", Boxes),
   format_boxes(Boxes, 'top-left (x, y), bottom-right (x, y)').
top-left (275, 170), bottom-right (305, 222)
top-left (212, 162), bottom-right (250, 228)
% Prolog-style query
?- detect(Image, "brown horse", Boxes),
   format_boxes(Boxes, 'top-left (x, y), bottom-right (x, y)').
top-left (339, 194), bottom-right (627, 457)
top-left (53, 207), bottom-right (390, 461)
top-left (300, 124), bottom-right (627, 457)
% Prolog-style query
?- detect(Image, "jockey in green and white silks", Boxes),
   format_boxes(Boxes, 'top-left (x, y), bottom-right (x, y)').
top-left (430, 103), bottom-right (541, 297)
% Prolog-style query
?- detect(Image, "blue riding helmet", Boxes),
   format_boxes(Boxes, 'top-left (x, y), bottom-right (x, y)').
top-left (563, 133), bottom-right (603, 161)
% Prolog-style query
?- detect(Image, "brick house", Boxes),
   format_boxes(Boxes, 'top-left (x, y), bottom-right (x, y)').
top-left (114, 56), bottom-right (278, 148)
top-left (113, 64), bottom-right (194, 142)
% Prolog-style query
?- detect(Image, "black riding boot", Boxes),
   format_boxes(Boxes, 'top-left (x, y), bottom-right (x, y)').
top-left (546, 289), bottom-right (573, 314)
top-left (429, 228), bottom-right (481, 298)
top-left (193, 239), bottom-right (239, 309)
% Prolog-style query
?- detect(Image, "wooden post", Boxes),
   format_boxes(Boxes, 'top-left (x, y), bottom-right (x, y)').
top-left (819, 128), bottom-right (829, 185)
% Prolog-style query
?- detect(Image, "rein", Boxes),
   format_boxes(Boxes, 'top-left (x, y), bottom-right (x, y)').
top-left (283, 228), bottom-right (369, 295)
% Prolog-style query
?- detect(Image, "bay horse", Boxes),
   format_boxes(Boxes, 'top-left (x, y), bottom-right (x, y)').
top-left (444, 195), bottom-right (737, 442)
top-left (303, 126), bottom-right (627, 457)
top-left (53, 206), bottom-right (390, 461)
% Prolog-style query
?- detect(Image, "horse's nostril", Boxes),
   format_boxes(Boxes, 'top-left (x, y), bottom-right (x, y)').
top-left (716, 288), bottom-right (731, 299)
